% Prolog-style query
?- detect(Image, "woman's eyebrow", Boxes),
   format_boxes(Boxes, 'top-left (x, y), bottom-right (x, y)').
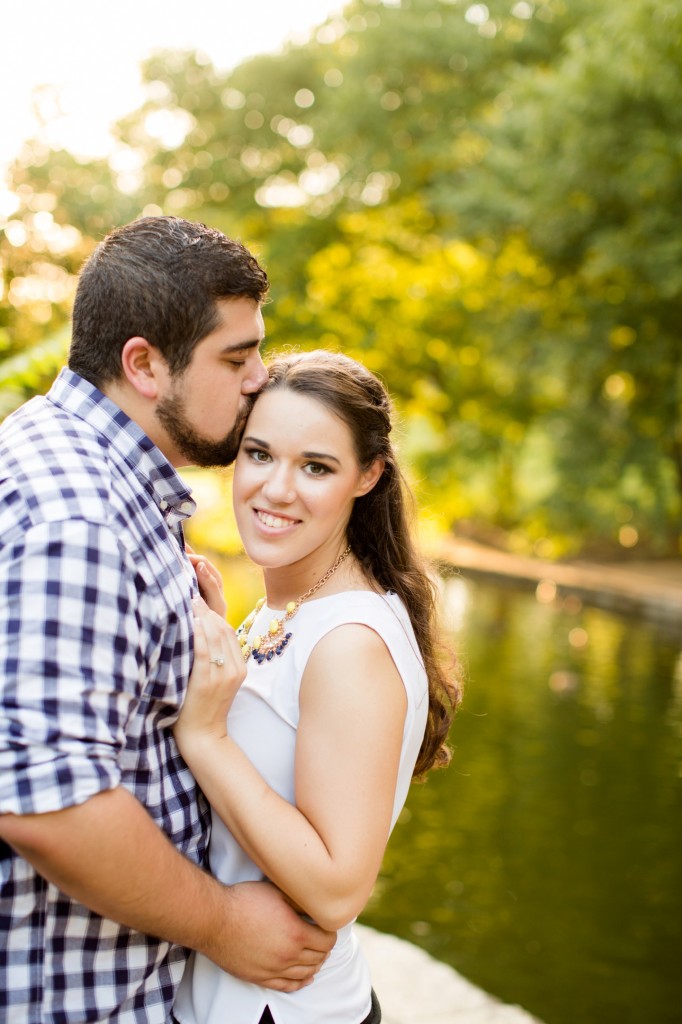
top-left (302, 451), bottom-right (341, 464)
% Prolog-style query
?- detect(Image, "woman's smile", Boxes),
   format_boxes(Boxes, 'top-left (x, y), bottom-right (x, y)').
top-left (253, 507), bottom-right (302, 532)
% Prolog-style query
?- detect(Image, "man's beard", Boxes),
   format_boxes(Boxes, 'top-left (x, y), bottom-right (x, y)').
top-left (156, 390), bottom-right (253, 468)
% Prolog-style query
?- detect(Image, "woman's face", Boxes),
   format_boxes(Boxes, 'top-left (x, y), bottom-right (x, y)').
top-left (233, 387), bottom-right (381, 573)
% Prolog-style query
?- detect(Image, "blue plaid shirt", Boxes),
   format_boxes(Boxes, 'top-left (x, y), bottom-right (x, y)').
top-left (0, 369), bottom-right (210, 1022)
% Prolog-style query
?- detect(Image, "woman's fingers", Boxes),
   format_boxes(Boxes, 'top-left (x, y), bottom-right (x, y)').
top-left (187, 552), bottom-right (222, 588)
top-left (185, 549), bottom-right (227, 616)
top-left (193, 559), bottom-right (227, 617)
top-left (177, 599), bottom-right (247, 749)
top-left (187, 598), bottom-right (245, 729)
top-left (193, 599), bottom-right (244, 670)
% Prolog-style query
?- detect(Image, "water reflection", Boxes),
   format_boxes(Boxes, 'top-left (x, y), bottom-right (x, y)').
top-left (360, 577), bottom-right (682, 1024)
top-left (213, 554), bottom-right (681, 1023)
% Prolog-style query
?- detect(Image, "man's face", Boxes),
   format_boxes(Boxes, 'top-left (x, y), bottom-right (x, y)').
top-left (155, 297), bottom-right (268, 468)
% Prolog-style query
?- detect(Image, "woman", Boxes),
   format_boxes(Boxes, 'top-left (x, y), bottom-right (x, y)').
top-left (173, 351), bottom-right (459, 1024)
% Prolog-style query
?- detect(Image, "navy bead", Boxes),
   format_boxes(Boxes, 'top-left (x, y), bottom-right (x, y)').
top-left (249, 630), bottom-right (295, 665)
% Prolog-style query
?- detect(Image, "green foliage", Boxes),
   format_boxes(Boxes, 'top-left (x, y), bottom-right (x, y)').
top-left (0, 326), bottom-right (70, 418)
top-left (451, 0), bottom-right (682, 554)
top-left (1, 0), bottom-right (679, 557)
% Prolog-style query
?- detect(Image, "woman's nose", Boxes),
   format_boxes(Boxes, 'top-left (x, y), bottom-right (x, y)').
top-left (262, 470), bottom-right (295, 505)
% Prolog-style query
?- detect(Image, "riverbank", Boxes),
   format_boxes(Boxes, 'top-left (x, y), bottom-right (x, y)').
top-left (429, 535), bottom-right (682, 625)
top-left (355, 538), bottom-right (680, 1024)
top-left (357, 925), bottom-right (543, 1024)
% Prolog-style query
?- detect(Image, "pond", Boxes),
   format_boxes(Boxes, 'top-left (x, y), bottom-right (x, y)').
top-left (359, 575), bottom-right (682, 1024)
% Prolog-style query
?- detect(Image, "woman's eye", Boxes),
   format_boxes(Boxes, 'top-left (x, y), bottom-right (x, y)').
top-left (305, 462), bottom-right (330, 476)
top-left (246, 448), bottom-right (270, 463)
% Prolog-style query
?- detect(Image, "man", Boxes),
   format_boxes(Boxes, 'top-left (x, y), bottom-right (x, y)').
top-left (0, 216), bottom-right (335, 1022)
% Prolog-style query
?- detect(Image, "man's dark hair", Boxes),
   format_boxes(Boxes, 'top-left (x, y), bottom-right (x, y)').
top-left (69, 216), bottom-right (269, 388)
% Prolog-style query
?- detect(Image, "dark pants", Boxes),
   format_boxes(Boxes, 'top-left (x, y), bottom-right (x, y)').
top-left (258, 987), bottom-right (381, 1023)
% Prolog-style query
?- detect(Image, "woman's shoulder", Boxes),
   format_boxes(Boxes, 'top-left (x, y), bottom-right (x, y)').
top-left (302, 588), bottom-right (407, 626)
top-left (298, 590), bottom-right (426, 686)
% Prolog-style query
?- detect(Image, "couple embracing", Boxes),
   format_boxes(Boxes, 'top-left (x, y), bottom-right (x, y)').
top-left (0, 216), bottom-right (459, 1024)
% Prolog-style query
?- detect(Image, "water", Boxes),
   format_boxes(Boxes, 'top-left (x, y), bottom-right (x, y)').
top-left (359, 576), bottom-right (682, 1024)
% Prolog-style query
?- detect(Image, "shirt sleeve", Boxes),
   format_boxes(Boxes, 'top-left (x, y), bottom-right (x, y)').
top-left (0, 517), bottom-right (147, 815)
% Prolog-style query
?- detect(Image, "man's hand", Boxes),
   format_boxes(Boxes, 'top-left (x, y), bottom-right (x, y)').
top-left (0, 792), bottom-right (335, 994)
top-left (208, 881), bottom-right (336, 991)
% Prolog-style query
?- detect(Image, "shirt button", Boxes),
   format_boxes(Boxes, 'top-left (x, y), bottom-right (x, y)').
top-left (159, 499), bottom-right (169, 511)
top-left (179, 501), bottom-right (194, 515)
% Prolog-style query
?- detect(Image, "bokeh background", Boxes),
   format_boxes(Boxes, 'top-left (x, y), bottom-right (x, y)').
top-left (2, 0), bottom-right (680, 560)
top-left (1, 2), bottom-right (680, 1022)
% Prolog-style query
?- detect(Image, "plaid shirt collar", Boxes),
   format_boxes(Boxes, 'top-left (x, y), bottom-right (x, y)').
top-left (49, 368), bottom-right (196, 529)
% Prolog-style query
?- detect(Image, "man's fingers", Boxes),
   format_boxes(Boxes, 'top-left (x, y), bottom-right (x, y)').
top-left (264, 978), bottom-right (315, 993)
top-left (260, 971), bottom-right (317, 992)
top-left (256, 951), bottom-right (329, 991)
top-left (293, 948), bottom-right (329, 966)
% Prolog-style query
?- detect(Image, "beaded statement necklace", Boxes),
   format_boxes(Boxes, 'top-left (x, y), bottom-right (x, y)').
top-left (237, 546), bottom-right (352, 665)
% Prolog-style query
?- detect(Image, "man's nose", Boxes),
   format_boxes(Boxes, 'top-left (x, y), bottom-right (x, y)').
top-left (242, 351), bottom-right (268, 393)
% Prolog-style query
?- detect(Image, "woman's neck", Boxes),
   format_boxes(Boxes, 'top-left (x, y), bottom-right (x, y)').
top-left (262, 544), bottom-right (365, 609)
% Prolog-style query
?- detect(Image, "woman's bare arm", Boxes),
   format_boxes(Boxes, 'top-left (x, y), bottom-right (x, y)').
top-left (175, 608), bottom-right (407, 931)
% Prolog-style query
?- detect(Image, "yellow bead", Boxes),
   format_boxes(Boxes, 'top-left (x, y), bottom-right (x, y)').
top-left (252, 635), bottom-right (262, 649)
top-left (256, 597), bottom-right (266, 610)
top-left (285, 601), bottom-right (297, 614)
top-left (239, 635), bottom-right (249, 648)
top-left (269, 619), bottom-right (280, 635)
top-left (241, 646), bottom-right (251, 661)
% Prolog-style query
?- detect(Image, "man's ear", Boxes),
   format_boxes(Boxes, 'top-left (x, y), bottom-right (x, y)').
top-left (355, 458), bottom-right (385, 498)
top-left (120, 337), bottom-right (167, 399)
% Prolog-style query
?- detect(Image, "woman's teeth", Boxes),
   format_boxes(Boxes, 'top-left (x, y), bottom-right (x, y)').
top-left (257, 510), bottom-right (294, 529)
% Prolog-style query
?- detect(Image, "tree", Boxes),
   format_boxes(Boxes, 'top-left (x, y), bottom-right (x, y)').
top-left (451, 0), bottom-right (682, 553)
top-left (2, 0), bottom-right (679, 555)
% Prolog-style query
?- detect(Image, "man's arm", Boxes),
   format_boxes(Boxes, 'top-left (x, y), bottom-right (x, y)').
top-left (0, 787), bottom-right (335, 992)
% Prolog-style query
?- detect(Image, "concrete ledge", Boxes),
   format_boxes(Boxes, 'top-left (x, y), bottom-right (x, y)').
top-left (356, 925), bottom-right (544, 1024)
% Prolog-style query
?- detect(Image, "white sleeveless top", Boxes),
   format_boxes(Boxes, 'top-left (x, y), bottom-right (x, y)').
top-left (174, 590), bottom-right (428, 1024)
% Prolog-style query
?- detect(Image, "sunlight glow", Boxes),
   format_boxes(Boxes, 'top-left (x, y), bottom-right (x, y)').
top-left (143, 109), bottom-right (196, 150)
top-left (0, 0), bottom-right (343, 183)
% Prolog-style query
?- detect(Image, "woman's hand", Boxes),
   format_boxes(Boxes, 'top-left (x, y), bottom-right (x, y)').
top-left (185, 544), bottom-right (227, 618)
top-left (174, 597), bottom-right (247, 759)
